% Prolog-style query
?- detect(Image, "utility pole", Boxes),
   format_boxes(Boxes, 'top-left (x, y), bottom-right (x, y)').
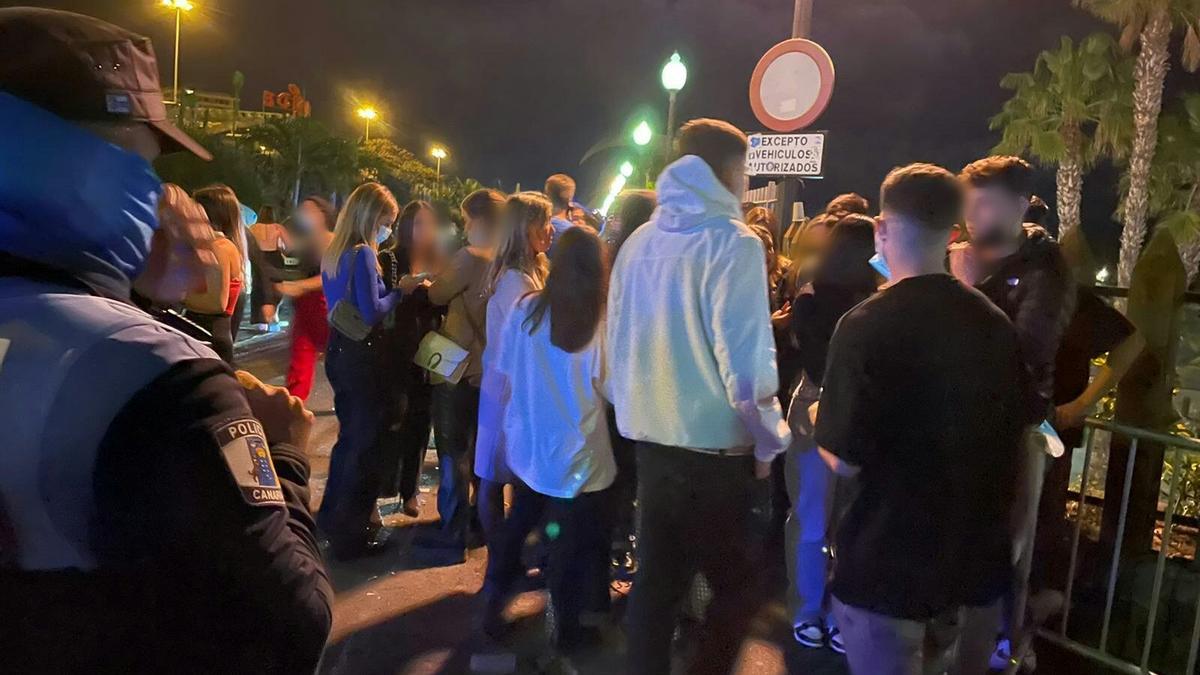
top-left (773, 0), bottom-right (813, 240)
top-left (792, 0), bottom-right (812, 39)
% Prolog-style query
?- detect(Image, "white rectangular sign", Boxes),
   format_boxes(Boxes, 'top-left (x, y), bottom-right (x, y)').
top-left (744, 132), bottom-right (825, 177)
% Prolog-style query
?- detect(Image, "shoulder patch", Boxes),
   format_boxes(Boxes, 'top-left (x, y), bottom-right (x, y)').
top-left (213, 418), bottom-right (286, 507)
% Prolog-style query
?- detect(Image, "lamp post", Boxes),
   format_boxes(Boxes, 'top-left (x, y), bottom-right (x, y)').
top-left (355, 106), bottom-right (377, 141)
top-left (160, 0), bottom-right (194, 104)
top-left (430, 145), bottom-right (448, 184)
top-left (660, 51), bottom-right (687, 163)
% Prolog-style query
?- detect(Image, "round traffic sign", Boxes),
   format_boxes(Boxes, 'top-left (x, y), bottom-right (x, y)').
top-left (749, 38), bottom-right (835, 132)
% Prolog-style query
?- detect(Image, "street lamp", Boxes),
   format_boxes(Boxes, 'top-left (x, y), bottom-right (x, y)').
top-left (356, 106), bottom-right (377, 141)
top-left (632, 120), bottom-right (653, 147)
top-left (160, 0), bottom-right (194, 105)
top-left (661, 51), bottom-right (687, 162)
top-left (430, 145), bottom-right (448, 183)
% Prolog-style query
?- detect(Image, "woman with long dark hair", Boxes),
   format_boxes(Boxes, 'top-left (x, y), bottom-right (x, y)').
top-left (317, 183), bottom-right (423, 559)
top-left (784, 213), bottom-right (880, 655)
top-left (185, 184), bottom-right (246, 363)
top-left (479, 226), bottom-right (615, 650)
top-left (378, 200), bottom-right (445, 517)
top-left (276, 196), bottom-right (336, 401)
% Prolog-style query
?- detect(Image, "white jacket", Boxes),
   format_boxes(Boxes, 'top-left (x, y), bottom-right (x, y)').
top-left (606, 155), bottom-right (791, 461)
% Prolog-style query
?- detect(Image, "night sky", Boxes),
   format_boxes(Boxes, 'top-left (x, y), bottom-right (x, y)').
top-left (12, 0), bottom-right (1128, 255)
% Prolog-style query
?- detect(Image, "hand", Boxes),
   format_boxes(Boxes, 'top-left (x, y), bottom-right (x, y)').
top-left (397, 274), bottom-right (425, 293)
top-left (1055, 400), bottom-right (1088, 430)
top-left (771, 301), bottom-right (792, 330)
top-left (754, 459), bottom-right (772, 480)
top-left (235, 370), bottom-right (314, 451)
top-left (275, 281), bottom-right (305, 298)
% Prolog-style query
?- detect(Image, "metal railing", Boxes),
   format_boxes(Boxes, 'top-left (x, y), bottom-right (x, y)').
top-left (1011, 417), bottom-right (1200, 675)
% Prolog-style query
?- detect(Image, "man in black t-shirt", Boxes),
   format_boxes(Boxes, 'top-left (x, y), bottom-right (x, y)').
top-left (815, 164), bottom-right (1029, 674)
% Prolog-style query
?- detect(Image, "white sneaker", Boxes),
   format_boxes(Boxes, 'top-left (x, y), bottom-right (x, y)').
top-left (793, 621), bottom-right (825, 649)
top-left (826, 623), bottom-right (845, 655)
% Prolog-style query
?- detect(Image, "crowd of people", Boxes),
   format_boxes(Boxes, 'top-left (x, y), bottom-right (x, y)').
top-left (1, 8), bottom-right (1148, 675)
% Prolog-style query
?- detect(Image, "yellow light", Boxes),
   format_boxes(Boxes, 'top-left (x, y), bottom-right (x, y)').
top-left (162, 0), bottom-right (194, 10)
top-left (356, 106), bottom-right (377, 121)
top-left (430, 146), bottom-right (448, 160)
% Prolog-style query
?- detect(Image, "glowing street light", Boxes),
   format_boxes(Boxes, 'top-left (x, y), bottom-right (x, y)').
top-left (661, 51), bottom-right (687, 162)
top-left (430, 145), bottom-right (448, 183)
top-left (632, 120), bottom-right (653, 147)
top-left (356, 106), bottom-right (377, 141)
top-left (159, 0), bottom-right (194, 104)
top-left (619, 161), bottom-right (634, 178)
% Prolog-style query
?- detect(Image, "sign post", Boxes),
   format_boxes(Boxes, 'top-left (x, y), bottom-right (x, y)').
top-left (745, 132), bottom-right (825, 177)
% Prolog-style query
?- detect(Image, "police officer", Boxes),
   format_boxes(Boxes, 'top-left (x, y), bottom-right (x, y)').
top-left (0, 9), bottom-right (333, 673)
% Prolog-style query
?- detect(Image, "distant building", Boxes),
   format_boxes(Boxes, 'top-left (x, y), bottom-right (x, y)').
top-left (164, 84), bottom-right (312, 136)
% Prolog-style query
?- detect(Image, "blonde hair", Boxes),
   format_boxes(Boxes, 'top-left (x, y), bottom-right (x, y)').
top-left (322, 182), bottom-right (398, 278)
top-left (192, 184), bottom-right (246, 265)
top-left (487, 191), bottom-right (551, 293)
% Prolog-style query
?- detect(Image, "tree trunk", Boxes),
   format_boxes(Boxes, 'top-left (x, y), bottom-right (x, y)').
top-left (1117, 7), bottom-right (1172, 288)
top-left (1182, 236), bottom-right (1200, 285)
top-left (1056, 124), bottom-right (1084, 240)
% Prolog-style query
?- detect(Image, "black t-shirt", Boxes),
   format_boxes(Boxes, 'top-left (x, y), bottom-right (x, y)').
top-left (1054, 287), bottom-right (1134, 406)
top-left (815, 274), bottom-right (1026, 619)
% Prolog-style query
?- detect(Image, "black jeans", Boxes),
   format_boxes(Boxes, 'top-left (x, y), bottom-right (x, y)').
top-left (485, 481), bottom-right (614, 644)
top-left (431, 381), bottom-right (480, 543)
top-left (626, 443), bottom-right (770, 675)
top-left (317, 332), bottom-right (388, 555)
top-left (380, 366), bottom-right (432, 502)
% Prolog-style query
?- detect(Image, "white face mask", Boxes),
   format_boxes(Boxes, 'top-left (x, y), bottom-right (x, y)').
top-left (376, 225), bottom-right (393, 245)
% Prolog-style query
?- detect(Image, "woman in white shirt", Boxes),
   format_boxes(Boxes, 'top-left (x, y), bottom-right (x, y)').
top-left (474, 192), bottom-right (553, 545)
top-left (479, 226), bottom-right (615, 651)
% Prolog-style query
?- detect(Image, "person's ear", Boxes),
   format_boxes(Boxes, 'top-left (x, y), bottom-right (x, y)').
top-left (875, 215), bottom-right (889, 241)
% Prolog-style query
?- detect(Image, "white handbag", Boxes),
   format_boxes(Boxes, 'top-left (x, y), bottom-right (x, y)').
top-left (413, 331), bottom-right (471, 384)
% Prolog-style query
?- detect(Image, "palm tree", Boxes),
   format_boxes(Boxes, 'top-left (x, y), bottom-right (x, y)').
top-left (1074, 0), bottom-right (1200, 286)
top-left (1147, 93), bottom-right (1200, 281)
top-left (992, 33), bottom-right (1133, 240)
top-left (244, 118), bottom-right (350, 207)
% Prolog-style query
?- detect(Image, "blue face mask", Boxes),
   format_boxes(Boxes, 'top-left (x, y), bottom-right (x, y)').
top-left (376, 226), bottom-right (393, 245)
top-left (869, 252), bottom-right (892, 280)
top-left (0, 93), bottom-right (162, 284)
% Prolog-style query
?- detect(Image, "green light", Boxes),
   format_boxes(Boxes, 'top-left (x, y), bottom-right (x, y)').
top-left (545, 521), bottom-right (561, 540)
top-left (661, 51), bottom-right (687, 92)
top-left (632, 120), bottom-right (652, 146)
top-left (620, 161), bottom-right (634, 178)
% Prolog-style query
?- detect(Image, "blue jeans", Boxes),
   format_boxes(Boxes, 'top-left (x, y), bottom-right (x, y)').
top-left (431, 381), bottom-right (479, 543)
top-left (785, 436), bottom-right (834, 626)
top-left (318, 332), bottom-right (387, 555)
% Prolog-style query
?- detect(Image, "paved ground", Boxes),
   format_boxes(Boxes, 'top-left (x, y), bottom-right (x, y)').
top-left (236, 334), bottom-right (849, 675)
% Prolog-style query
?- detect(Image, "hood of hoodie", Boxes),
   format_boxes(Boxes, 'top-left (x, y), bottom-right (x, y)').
top-left (0, 93), bottom-right (163, 298)
top-left (653, 155), bottom-right (743, 233)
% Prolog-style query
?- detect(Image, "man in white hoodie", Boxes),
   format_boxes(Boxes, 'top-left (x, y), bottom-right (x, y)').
top-left (608, 118), bottom-right (791, 674)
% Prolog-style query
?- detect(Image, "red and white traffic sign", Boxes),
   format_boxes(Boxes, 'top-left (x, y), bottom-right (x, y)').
top-left (748, 38), bottom-right (835, 132)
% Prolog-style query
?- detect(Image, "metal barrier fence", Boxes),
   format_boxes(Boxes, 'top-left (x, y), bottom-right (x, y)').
top-left (1011, 417), bottom-right (1200, 675)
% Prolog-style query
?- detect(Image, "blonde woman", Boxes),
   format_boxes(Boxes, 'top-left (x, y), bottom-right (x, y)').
top-left (184, 184), bottom-right (246, 363)
top-left (317, 182), bottom-right (422, 560)
top-left (472, 192), bottom-right (553, 547)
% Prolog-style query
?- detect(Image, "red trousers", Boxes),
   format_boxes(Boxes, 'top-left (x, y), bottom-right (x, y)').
top-left (286, 290), bottom-right (330, 401)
